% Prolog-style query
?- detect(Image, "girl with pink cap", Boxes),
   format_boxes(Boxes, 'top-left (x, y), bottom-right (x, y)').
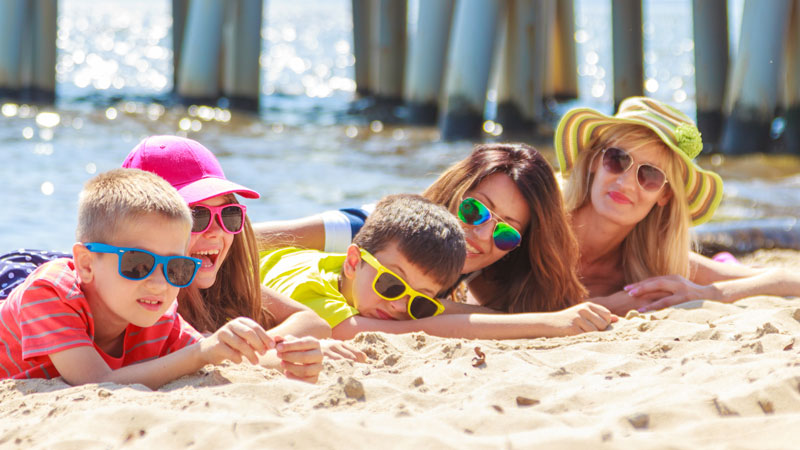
top-left (120, 135), bottom-right (338, 380)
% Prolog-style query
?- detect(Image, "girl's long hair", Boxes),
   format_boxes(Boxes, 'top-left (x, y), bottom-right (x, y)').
top-left (177, 196), bottom-right (275, 333)
top-left (423, 143), bottom-right (587, 312)
top-left (562, 124), bottom-right (691, 284)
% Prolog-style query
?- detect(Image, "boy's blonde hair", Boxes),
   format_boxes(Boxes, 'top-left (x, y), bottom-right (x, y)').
top-left (353, 194), bottom-right (466, 292)
top-left (76, 168), bottom-right (192, 243)
top-left (563, 124), bottom-right (692, 283)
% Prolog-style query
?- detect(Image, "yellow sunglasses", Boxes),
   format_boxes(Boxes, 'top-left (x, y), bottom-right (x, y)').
top-left (359, 249), bottom-right (445, 320)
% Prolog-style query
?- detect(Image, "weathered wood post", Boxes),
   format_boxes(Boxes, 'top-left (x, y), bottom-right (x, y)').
top-left (495, 0), bottom-right (547, 132)
top-left (222, 0), bottom-right (264, 110)
top-left (549, 0), bottom-right (578, 101)
top-left (352, 0), bottom-right (374, 96)
top-left (0, 0), bottom-right (28, 98)
top-left (439, 0), bottom-right (503, 141)
top-left (721, 0), bottom-right (792, 154)
top-left (783, 0), bottom-right (800, 153)
top-left (692, 0), bottom-right (728, 151)
top-left (403, 0), bottom-right (454, 124)
top-left (611, 0), bottom-right (643, 110)
top-left (28, 0), bottom-right (58, 102)
top-left (172, 0), bottom-right (189, 92)
top-left (372, 0), bottom-right (407, 104)
top-left (176, 0), bottom-right (225, 104)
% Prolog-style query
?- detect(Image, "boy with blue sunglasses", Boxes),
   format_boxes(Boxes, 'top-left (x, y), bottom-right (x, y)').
top-left (0, 169), bottom-right (275, 388)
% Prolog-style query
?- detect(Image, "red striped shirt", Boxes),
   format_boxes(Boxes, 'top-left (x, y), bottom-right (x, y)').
top-left (0, 258), bottom-right (203, 380)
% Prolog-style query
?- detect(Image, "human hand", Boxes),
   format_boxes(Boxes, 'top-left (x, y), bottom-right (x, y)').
top-left (624, 275), bottom-right (720, 312)
top-left (200, 317), bottom-right (274, 365)
top-left (274, 335), bottom-right (324, 383)
top-left (550, 302), bottom-right (618, 336)
top-left (320, 338), bottom-right (368, 363)
top-left (589, 289), bottom-right (670, 316)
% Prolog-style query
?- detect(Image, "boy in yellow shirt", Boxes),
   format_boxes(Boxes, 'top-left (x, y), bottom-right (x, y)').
top-left (259, 194), bottom-right (465, 339)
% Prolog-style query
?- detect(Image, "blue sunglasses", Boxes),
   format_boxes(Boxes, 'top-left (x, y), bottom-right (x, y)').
top-left (85, 243), bottom-right (201, 288)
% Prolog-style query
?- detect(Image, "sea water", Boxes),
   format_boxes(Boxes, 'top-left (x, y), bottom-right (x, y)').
top-left (1, 0), bottom-right (798, 252)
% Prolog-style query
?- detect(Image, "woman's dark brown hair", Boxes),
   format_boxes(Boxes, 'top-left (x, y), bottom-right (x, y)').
top-left (423, 143), bottom-right (587, 312)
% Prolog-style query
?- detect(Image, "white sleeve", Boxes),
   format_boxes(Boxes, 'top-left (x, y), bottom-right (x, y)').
top-left (319, 203), bottom-right (376, 253)
top-left (320, 210), bottom-right (354, 253)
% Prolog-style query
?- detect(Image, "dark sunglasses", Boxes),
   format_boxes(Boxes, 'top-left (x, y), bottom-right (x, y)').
top-left (601, 147), bottom-right (668, 192)
top-left (85, 243), bottom-right (201, 288)
top-left (457, 197), bottom-right (522, 251)
top-left (359, 249), bottom-right (445, 320)
top-left (191, 204), bottom-right (246, 234)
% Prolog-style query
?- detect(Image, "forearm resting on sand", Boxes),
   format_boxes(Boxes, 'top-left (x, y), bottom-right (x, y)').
top-left (625, 267), bottom-right (800, 312)
top-left (331, 303), bottom-right (616, 340)
top-left (261, 286), bottom-right (331, 339)
top-left (49, 343), bottom-right (228, 390)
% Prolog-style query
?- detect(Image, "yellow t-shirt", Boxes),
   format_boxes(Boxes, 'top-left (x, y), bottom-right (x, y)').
top-left (258, 247), bottom-right (359, 328)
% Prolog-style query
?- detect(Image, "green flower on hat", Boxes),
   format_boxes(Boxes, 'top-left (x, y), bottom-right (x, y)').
top-left (674, 123), bottom-right (703, 159)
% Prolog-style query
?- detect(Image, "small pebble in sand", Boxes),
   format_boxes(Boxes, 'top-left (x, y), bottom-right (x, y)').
top-left (627, 413), bottom-right (649, 429)
top-left (515, 396), bottom-right (539, 407)
top-left (343, 377), bottom-right (365, 400)
top-left (472, 347), bottom-right (486, 367)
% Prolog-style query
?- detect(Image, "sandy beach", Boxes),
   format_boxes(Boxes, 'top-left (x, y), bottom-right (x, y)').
top-left (1, 250), bottom-right (798, 449)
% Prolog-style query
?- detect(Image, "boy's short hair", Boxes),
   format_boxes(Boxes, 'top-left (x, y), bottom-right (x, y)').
top-left (76, 168), bottom-right (192, 243)
top-left (353, 194), bottom-right (465, 291)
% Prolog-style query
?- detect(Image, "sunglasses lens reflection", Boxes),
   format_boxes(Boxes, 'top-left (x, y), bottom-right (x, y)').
top-left (602, 147), bottom-right (631, 174)
top-left (220, 206), bottom-right (245, 233)
top-left (458, 198), bottom-right (490, 225)
top-left (638, 164), bottom-right (666, 191)
top-left (375, 272), bottom-right (406, 299)
top-left (191, 207), bottom-right (212, 233)
top-left (119, 250), bottom-right (155, 279)
top-left (493, 223), bottom-right (522, 251)
top-left (166, 258), bottom-right (199, 286)
top-left (409, 296), bottom-right (438, 319)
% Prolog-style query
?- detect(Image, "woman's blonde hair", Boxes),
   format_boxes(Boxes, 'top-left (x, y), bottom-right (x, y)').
top-left (177, 195), bottom-right (275, 333)
top-left (562, 124), bottom-right (692, 284)
top-left (423, 143), bottom-right (587, 312)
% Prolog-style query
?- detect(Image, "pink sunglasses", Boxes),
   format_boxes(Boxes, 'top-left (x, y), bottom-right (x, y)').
top-left (190, 204), bottom-right (247, 234)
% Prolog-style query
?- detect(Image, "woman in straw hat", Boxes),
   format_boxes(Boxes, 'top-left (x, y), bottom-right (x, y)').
top-left (555, 96), bottom-right (799, 314)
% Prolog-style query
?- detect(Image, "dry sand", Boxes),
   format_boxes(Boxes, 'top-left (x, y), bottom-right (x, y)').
top-left (1, 250), bottom-right (798, 449)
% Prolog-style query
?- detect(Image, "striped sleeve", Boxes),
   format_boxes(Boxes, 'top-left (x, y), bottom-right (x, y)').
top-left (162, 309), bottom-right (203, 354)
top-left (18, 275), bottom-right (93, 360)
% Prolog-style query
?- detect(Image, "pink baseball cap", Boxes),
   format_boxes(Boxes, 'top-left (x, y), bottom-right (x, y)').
top-left (122, 135), bottom-right (260, 204)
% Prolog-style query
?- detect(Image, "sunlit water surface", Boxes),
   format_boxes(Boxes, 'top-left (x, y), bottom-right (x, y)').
top-left (2, 0), bottom-right (798, 252)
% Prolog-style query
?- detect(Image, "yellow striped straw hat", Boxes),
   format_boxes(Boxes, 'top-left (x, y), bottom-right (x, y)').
top-left (554, 96), bottom-right (723, 226)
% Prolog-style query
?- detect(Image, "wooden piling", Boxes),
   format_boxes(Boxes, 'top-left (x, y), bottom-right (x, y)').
top-left (721, 0), bottom-right (792, 154)
top-left (611, 0), bottom-right (644, 111)
top-left (783, 0), bottom-right (800, 153)
top-left (372, 0), bottom-right (406, 104)
top-left (29, 0), bottom-right (57, 102)
top-left (495, 0), bottom-right (547, 132)
top-left (0, 0), bottom-right (27, 98)
top-left (692, 0), bottom-right (728, 151)
top-left (172, 0), bottom-right (189, 93)
top-left (176, 0), bottom-right (225, 104)
top-left (403, 0), bottom-right (454, 124)
top-left (549, 0), bottom-right (578, 101)
top-left (222, 0), bottom-right (263, 110)
top-left (352, 0), bottom-right (374, 96)
top-left (440, 0), bottom-right (503, 141)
